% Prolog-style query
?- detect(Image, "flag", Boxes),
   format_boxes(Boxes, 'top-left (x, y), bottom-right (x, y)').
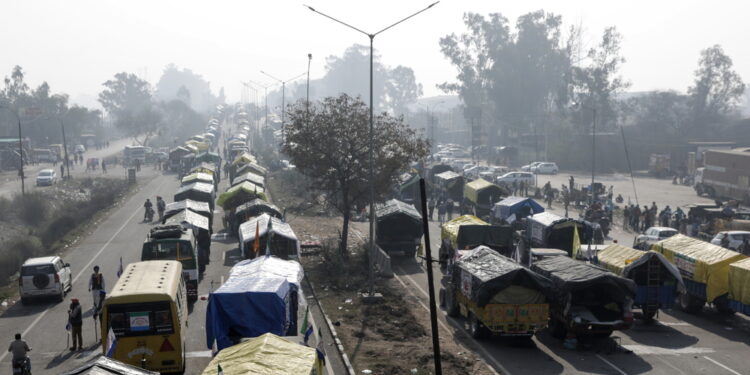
top-left (300, 306), bottom-right (309, 335)
top-left (217, 363), bottom-right (224, 375)
top-left (304, 325), bottom-right (314, 345)
top-left (253, 221), bottom-right (260, 256)
top-left (105, 327), bottom-right (117, 357)
top-left (265, 218), bottom-right (273, 256)
top-left (316, 341), bottom-right (326, 374)
top-left (571, 225), bottom-right (581, 260)
top-left (116, 257), bottom-right (124, 278)
top-left (211, 339), bottom-right (219, 357)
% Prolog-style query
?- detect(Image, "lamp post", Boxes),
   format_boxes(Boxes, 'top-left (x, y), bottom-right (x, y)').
top-left (259, 71), bottom-right (306, 143)
top-left (306, 1), bottom-right (440, 300)
top-left (306, 53), bottom-right (313, 115)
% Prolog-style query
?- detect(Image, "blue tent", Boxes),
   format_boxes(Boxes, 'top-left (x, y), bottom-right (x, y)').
top-left (492, 196), bottom-right (544, 221)
top-left (206, 274), bottom-right (290, 351)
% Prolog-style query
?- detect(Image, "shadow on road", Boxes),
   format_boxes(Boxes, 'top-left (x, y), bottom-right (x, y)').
top-left (0, 299), bottom-right (56, 318)
top-left (621, 317), bottom-right (699, 348)
top-left (663, 308), bottom-right (750, 345)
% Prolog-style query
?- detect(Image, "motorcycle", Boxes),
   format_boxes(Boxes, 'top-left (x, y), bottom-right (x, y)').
top-left (144, 206), bottom-right (155, 222)
top-left (12, 357), bottom-right (31, 375)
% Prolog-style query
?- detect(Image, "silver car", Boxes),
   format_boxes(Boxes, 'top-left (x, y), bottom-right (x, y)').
top-left (19, 256), bottom-right (72, 304)
top-left (36, 169), bottom-right (57, 186)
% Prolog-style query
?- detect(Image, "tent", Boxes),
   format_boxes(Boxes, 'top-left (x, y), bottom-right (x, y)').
top-left (174, 182), bottom-right (216, 211)
top-left (181, 172), bottom-right (215, 187)
top-left (492, 196), bottom-right (544, 222)
top-left (164, 209), bottom-right (212, 269)
top-left (375, 199), bottom-right (424, 255)
top-left (434, 171), bottom-right (464, 202)
top-left (231, 171), bottom-right (265, 189)
top-left (234, 199), bottom-right (283, 234)
top-left (191, 162), bottom-right (217, 177)
top-left (169, 146), bottom-right (191, 160)
top-left (195, 151), bottom-right (221, 164)
top-left (232, 152), bottom-right (257, 166)
top-left (206, 276), bottom-right (290, 351)
top-left (164, 199), bottom-right (211, 221)
top-left (526, 212), bottom-right (588, 256)
top-left (464, 178), bottom-right (507, 206)
top-left (235, 162), bottom-right (267, 177)
top-left (61, 356), bottom-right (158, 375)
top-left (217, 181), bottom-right (267, 210)
top-left (238, 213), bottom-right (300, 260)
top-left (200, 333), bottom-right (321, 375)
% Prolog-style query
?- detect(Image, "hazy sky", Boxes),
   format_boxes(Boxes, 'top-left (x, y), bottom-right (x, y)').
top-left (1, 0), bottom-right (747, 108)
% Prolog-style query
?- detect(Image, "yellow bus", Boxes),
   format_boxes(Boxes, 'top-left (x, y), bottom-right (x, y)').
top-left (101, 261), bottom-right (188, 373)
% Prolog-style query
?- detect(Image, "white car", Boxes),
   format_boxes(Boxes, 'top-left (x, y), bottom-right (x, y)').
top-left (634, 227), bottom-right (679, 247)
top-left (521, 162), bottom-right (542, 172)
top-left (531, 162), bottom-right (559, 174)
top-left (36, 169), bottom-right (57, 186)
top-left (74, 144), bottom-right (86, 153)
top-left (19, 256), bottom-right (72, 304)
top-left (496, 171), bottom-right (535, 186)
top-left (711, 231), bottom-right (750, 253)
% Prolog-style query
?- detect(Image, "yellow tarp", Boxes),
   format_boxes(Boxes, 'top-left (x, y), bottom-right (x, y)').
top-left (182, 172), bottom-right (214, 185)
top-left (217, 181), bottom-right (267, 209)
top-left (729, 258), bottom-right (750, 306)
top-left (232, 152), bottom-right (258, 166)
top-left (597, 244), bottom-right (649, 275)
top-left (192, 166), bottom-right (216, 176)
top-left (184, 144), bottom-right (200, 154)
top-left (441, 215), bottom-right (487, 249)
top-left (652, 234), bottom-right (746, 302)
top-left (185, 140), bottom-right (210, 151)
top-left (201, 333), bottom-right (319, 375)
top-left (463, 178), bottom-right (497, 204)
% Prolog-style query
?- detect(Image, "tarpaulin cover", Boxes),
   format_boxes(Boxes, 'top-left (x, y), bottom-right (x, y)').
top-left (492, 196), bottom-right (544, 220)
top-left (464, 178), bottom-right (506, 204)
top-left (239, 213), bottom-right (299, 246)
top-left (231, 171), bottom-right (265, 188)
top-left (597, 244), bottom-right (684, 291)
top-left (164, 199), bottom-right (211, 219)
top-left (164, 209), bottom-right (210, 231)
top-left (206, 275), bottom-right (290, 350)
top-left (453, 246), bottom-right (552, 307)
top-left (181, 172), bottom-right (214, 186)
top-left (169, 146), bottom-right (191, 159)
top-left (376, 199), bottom-right (424, 244)
top-left (435, 170), bottom-right (461, 183)
top-left (183, 144), bottom-right (199, 154)
top-left (235, 198), bottom-right (283, 220)
top-left (195, 151), bottom-right (221, 164)
top-left (652, 234), bottom-right (746, 302)
top-left (201, 333), bottom-right (318, 375)
top-left (185, 140), bottom-right (209, 151)
top-left (530, 256), bottom-right (636, 304)
top-left (232, 152), bottom-right (257, 166)
top-left (230, 256), bottom-right (304, 289)
top-left (217, 181), bottom-right (267, 209)
top-left (399, 173), bottom-right (420, 192)
top-left (174, 182), bottom-right (215, 207)
top-left (61, 355), bottom-right (159, 375)
top-left (190, 163), bottom-right (217, 175)
top-left (527, 212), bottom-right (587, 252)
top-left (376, 199), bottom-right (422, 222)
top-left (236, 162), bottom-right (268, 176)
top-left (442, 215), bottom-right (487, 249)
top-left (729, 258), bottom-right (750, 306)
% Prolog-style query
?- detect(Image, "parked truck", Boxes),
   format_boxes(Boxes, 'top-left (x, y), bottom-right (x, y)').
top-left (694, 148), bottom-right (750, 204)
top-left (439, 215), bottom-right (514, 271)
top-left (531, 256), bottom-right (636, 338)
top-left (440, 246), bottom-right (552, 339)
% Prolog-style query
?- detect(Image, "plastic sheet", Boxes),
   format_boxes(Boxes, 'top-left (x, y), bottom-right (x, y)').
top-left (201, 333), bottom-right (318, 375)
top-left (597, 244), bottom-right (684, 291)
top-left (729, 258), bottom-right (750, 306)
top-left (530, 256), bottom-right (636, 304)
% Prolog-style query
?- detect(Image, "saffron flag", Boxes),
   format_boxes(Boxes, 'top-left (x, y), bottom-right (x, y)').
top-left (571, 225), bottom-right (581, 260)
top-left (300, 305), bottom-right (309, 335)
top-left (253, 221), bottom-right (260, 256)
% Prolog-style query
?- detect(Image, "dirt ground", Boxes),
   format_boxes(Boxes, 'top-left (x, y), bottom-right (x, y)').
top-left (268, 171), bottom-right (493, 375)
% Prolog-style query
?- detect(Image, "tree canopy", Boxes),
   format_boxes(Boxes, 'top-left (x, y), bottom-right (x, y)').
top-left (98, 72), bottom-right (159, 145)
top-left (283, 94), bottom-right (429, 253)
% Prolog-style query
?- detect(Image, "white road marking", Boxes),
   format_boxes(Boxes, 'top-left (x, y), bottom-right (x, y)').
top-left (0, 179), bottom-right (166, 365)
top-left (653, 356), bottom-right (688, 375)
top-left (595, 354), bottom-right (628, 375)
top-left (659, 322), bottom-right (689, 326)
top-left (186, 350), bottom-right (212, 358)
top-left (394, 266), bottom-right (505, 375)
top-left (704, 356), bottom-right (742, 375)
top-left (622, 344), bottom-right (714, 355)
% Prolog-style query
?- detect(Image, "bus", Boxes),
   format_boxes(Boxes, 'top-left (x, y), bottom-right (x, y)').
top-left (101, 261), bottom-right (188, 373)
top-left (142, 226), bottom-right (200, 301)
top-left (124, 145), bottom-right (147, 166)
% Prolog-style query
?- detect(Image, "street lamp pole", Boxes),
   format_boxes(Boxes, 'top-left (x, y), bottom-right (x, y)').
top-left (591, 108), bottom-right (597, 205)
top-left (259, 71), bottom-right (306, 144)
top-left (58, 116), bottom-right (71, 180)
top-left (306, 1), bottom-right (440, 299)
top-left (306, 53), bottom-right (313, 115)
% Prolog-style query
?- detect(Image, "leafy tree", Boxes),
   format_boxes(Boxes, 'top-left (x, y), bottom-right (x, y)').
top-left (98, 72), bottom-right (157, 145)
top-left (155, 64), bottom-right (221, 112)
top-left (283, 94), bottom-right (430, 254)
top-left (1, 65), bottom-right (30, 105)
top-left (176, 85), bottom-right (191, 105)
top-left (688, 45), bottom-right (745, 127)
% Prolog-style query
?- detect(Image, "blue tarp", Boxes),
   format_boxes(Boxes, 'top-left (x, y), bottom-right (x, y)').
top-left (492, 196), bottom-right (544, 221)
top-left (206, 274), bottom-right (290, 351)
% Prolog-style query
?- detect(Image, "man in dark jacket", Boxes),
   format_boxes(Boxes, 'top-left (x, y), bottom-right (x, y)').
top-left (68, 298), bottom-right (83, 351)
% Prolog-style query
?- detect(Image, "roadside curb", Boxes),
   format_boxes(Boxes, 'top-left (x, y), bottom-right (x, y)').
top-left (307, 279), bottom-right (356, 375)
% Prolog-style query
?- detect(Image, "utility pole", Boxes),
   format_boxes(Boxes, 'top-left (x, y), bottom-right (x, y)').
top-left (591, 108), bottom-right (597, 205)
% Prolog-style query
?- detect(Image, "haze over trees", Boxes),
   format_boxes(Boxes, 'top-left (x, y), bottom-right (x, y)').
top-left (156, 64), bottom-right (225, 113)
top-left (283, 94), bottom-right (430, 253)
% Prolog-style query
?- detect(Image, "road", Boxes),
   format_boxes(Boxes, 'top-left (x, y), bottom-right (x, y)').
top-left (356, 173), bottom-right (750, 375)
top-left (0, 144), bottom-right (341, 374)
top-left (0, 137), bottom-right (136, 198)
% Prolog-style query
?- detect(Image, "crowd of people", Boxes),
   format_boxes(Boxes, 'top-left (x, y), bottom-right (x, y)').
top-left (622, 202), bottom-right (686, 232)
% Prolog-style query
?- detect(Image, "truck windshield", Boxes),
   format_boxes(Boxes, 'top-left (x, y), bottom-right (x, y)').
top-left (142, 241), bottom-right (196, 269)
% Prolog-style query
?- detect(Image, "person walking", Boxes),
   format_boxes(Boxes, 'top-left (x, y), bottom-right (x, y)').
top-left (438, 200), bottom-right (447, 224)
top-left (428, 199), bottom-right (436, 221)
top-left (156, 196), bottom-right (166, 222)
top-left (519, 181), bottom-right (526, 197)
top-left (446, 198), bottom-right (454, 220)
top-left (101, 159), bottom-right (107, 174)
top-left (68, 298), bottom-right (83, 351)
top-left (623, 205), bottom-right (630, 231)
top-left (88, 266), bottom-right (105, 311)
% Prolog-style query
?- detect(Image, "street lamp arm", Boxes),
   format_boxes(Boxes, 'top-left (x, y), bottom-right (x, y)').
top-left (260, 71), bottom-right (283, 84)
top-left (373, 1), bottom-right (440, 36)
top-left (284, 72), bottom-right (307, 83)
top-left (304, 4), bottom-right (371, 37)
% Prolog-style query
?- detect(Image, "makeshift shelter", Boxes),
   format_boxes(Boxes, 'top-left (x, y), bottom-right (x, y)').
top-left (181, 172), bottom-right (215, 188)
top-left (174, 182), bottom-right (216, 211)
top-left (464, 178), bottom-right (508, 217)
top-left (218, 181), bottom-right (267, 211)
top-left (191, 162), bottom-right (217, 177)
top-left (231, 171), bottom-right (265, 189)
top-left (375, 199), bottom-right (424, 256)
top-left (185, 139), bottom-right (209, 151)
top-left (164, 199), bottom-right (212, 222)
top-left (597, 244), bottom-right (684, 318)
top-left (238, 213), bottom-right (299, 260)
top-left (233, 199), bottom-right (283, 234)
top-left (526, 212), bottom-right (588, 256)
top-left (491, 196), bottom-right (544, 223)
top-left (429, 163), bottom-right (453, 182)
top-left (183, 143), bottom-right (199, 154)
top-left (201, 333), bottom-right (321, 375)
top-left (232, 152), bottom-right (257, 166)
top-left (434, 171), bottom-right (464, 202)
top-left (652, 234), bottom-right (746, 304)
top-left (439, 215), bottom-right (515, 267)
top-left (729, 258), bottom-right (750, 315)
top-left (235, 162), bottom-right (267, 177)
top-left (164, 208), bottom-right (211, 268)
top-left (195, 151), bottom-right (221, 164)
top-left (206, 276), bottom-right (291, 351)
top-left (61, 355), bottom-right (158, 375)
top-left (398, 173), bottom-right (420, 204)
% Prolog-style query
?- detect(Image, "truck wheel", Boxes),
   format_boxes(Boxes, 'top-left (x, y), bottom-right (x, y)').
top-left (444, 288), bottom-right (459, 317)
top-left (469, 313), bottom-right (489, 339)
top-left (679, 292), bottom-right (704, 314)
